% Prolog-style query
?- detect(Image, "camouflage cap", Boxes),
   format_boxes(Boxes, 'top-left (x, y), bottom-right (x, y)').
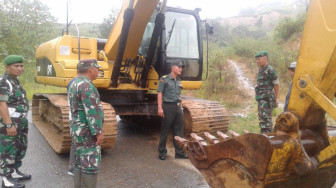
top-left (77, 59), bottom-right (101, 69)
top-left (172, 61), bottom-right (185, 68)
top-left (4, 55), bottom-right (24, 65)
top-left (289, 62), bottom-right (297, 69)
top-left (255, 51), bottom-right (268, 58)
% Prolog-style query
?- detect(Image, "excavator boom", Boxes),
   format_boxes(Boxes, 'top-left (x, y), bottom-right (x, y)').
top-left (103, 0), bottom-right (159, 61)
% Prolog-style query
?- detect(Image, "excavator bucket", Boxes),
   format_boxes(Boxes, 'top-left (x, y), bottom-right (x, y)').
top-left (176, 0), bottom-right (336, 187)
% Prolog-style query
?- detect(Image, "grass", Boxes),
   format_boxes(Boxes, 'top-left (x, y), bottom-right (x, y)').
top-left (228, 107), bottom-right (282, 135)
top-left (229, 113), bottom-right (260, 134)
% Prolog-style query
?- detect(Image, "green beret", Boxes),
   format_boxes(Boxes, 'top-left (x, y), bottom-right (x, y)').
top-left (4, 55), bottom-right (24, 65)
top-left (255, 51), bottom-right (268, 58)
top-left (77, 59), bottom-right (101, 69)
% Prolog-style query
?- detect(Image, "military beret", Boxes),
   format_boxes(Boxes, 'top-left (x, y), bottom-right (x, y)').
top-left (4, 55), bottom-right (24, 65)
top-left (77, 59), bottom-right (101, 69)
top-left (172, 61), bottom-right (185, 68)
top-left (289, 62), bottom-right (297, 69)
top-left (255, 51), bottom-right (268, 58)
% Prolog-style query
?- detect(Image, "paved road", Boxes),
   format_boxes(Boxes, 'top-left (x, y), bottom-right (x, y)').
top-left (18, 112), bottom-right (209, 188)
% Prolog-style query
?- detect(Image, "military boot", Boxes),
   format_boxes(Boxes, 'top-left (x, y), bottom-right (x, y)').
top-left (81, 173), bottom-right (97, 188)
top-left (11, 169), bottom-right (31, 181)
top-left (2, 175), bottom-right (25, 188)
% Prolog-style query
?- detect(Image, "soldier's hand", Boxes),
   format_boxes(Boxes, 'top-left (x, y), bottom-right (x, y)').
top-left (96, 134), bottom-right (104, 145)
top-left (6, 126), bottom-right (17, 136)
top-left (158, 107), bottom-right (164, 118)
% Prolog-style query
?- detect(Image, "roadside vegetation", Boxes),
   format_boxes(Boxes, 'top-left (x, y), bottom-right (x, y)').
top-left (0, 0), bottom-right (65, 99)
top-left (197, 9), bottom-right (307, 133)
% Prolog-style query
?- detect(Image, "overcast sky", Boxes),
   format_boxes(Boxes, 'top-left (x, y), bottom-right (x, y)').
top-left (40, 0), bottom-right (296, 23)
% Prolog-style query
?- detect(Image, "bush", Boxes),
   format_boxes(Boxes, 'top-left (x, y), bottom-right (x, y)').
top-left (273, 13), bottom-right (306, 44)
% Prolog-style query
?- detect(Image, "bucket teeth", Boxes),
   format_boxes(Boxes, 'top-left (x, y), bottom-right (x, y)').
top-left (174, 136), bottom-right (207, 161)
top-left (204, 132), bottom-right (219, 144)
top-left (174, 136), bottom-right (188, 145)
top-left (191, 133), bottom-right (207, 145)
top-left (217, 131), bottom-right (229, 141)
top-left (243, 130), bottom-right (249, 134)
top-left (229, 130), bottom-right (240, 137)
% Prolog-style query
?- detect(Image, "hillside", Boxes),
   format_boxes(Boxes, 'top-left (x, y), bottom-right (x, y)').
top-left (214, 0), bottom-right (307, 31)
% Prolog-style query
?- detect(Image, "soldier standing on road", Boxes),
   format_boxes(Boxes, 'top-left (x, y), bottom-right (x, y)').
top-left (0, 55), bottom-right (31, 188)
top-left (254, 51), bottom-right (280, 134)
top-left (157, 61), bottom-right (188, 160)
top-left (67, 59), bottom-right (104, 188)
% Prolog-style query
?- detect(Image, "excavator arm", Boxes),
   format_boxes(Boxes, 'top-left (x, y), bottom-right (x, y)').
top-left (102, 0), bottom-right (159, 61)
top-left (176, 0), bottom-right (336, 187)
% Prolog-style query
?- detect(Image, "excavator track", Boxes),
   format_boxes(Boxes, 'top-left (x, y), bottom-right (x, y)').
top-left (182, 96), bottom-right (230, 136)
top-left (32, 93), bottom-right (117, 154)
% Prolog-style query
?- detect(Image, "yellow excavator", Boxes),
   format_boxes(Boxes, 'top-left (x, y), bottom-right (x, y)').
top-left (175, 0), bottom-right (336, 187)
top-left (32, 0), bottom-right (230, 153)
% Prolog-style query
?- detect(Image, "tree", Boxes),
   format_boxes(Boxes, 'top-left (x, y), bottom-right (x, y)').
top-left (0, 0), bottom-right (57, 61)
top-left (98, 8), bottom-right (119, 38)
top-left (273, 13), bottom-right (306, 44)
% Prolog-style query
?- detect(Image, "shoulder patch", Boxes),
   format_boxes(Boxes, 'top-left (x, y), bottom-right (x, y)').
top-left (160, 75), bottom-right (168, 82)
top-left (0, 77), bottom-right (13, 94)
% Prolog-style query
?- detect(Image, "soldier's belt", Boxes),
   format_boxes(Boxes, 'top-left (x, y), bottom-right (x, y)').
top-left (163, 102), bottom-right (181, 106)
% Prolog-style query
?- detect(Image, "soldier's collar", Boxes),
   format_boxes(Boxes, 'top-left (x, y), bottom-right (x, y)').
top-left (168, 73), bottom-right (180, 80)
top-left (260, 64), bottom-right (269, 70)
top-left (4, 72), bottom-right (18, 80)
top-left (78, 75), bottom-right (91, 82)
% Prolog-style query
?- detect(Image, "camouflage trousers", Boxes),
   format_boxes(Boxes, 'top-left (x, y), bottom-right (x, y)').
top-left (257, 98), bottom-right (274, 134)
top-left (0, 117), bottom-right (28, 176)
top-left (72, 135), bottom-right (101, 175)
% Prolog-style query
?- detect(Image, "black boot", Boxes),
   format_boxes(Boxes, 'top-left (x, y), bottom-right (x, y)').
top-left (11, 169), bottom-right (31, 181)
top-left (2, 175), bottom-right (25, 188)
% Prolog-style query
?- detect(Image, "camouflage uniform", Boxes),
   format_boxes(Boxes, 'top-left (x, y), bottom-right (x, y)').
top-left (157, 73), bottom-right (185, 156)
top-left (68, 75), bottom-right (104, 175)
top-left (255, 64), bottom-right (279, 133)
top-left (0, 72), bottom-right (29, 176)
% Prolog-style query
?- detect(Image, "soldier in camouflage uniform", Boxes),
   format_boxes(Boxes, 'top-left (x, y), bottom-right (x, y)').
top-left (0, 55), bottom-right (31, 188)
top-left (254, 51), bottom-right (280, 134)
top-left (67, 59), bottom-right (104, 188)
top-left (157, 61), bottom-right (188, 160)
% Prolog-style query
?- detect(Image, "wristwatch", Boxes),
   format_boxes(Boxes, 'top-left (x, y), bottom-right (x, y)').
top-left (5, 123), bottom-right (12, 128)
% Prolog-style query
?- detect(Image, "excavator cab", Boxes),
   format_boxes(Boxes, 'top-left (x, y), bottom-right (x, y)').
top-left (139, 6), bottom-right (204, 84)
top-left (141, 7), bottom-right (203, 80)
